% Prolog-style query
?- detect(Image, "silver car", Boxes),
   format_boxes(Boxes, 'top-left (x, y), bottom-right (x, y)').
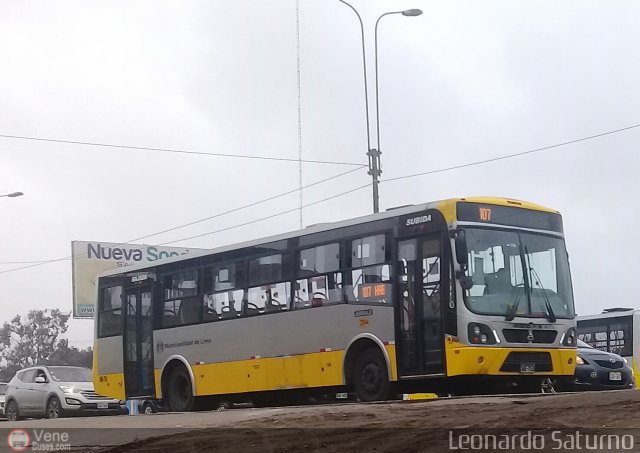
top-left (4, 366), bottom-right (126, 420)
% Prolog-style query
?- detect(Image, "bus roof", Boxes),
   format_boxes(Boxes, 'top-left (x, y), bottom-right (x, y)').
top-left (97, 196), bottom-right (559, 279)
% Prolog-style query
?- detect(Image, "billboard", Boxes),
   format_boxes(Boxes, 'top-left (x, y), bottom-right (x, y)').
top-left (71, 241), bottom-right (203, 318)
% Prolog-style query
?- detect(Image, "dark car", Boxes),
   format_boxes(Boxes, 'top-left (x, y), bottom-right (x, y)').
top-left (542, 339), bottom-right (635, 392)
top-left (136, 398), bottom-right (167, 414)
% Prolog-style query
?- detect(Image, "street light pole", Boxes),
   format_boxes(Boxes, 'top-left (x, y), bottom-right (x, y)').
top-left (337, 0), bottom-right (378, 212)
top-left (337, 1), bottom-right (422, 214)
top-left (0, 191), bottom-right (23, 198)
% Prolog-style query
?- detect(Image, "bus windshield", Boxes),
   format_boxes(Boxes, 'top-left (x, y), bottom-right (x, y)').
top-left (461, 228), bottom-right (575, 319)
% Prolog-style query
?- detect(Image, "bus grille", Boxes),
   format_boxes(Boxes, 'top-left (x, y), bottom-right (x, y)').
top-left (503, 329), bottom-right (558, 344)
top-left (499, 351), bottom-right (553, 372)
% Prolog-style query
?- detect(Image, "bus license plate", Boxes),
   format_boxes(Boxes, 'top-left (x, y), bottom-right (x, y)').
top-left (609, 372), bottom-right (622, 381)
top-left (97, 402), bottom-right (108, 409)
top-left (520, 363), bottom-right (535, 373)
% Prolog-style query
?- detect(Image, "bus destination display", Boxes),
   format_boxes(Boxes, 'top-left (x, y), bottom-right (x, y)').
top-left (457, 202), bottom-right (563, 233)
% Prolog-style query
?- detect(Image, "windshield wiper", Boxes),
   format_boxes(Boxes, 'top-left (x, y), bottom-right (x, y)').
top-left (529, 265), bottom-right (556, 323)
top-left (506, 239), bottom-right (530, 321)
top-left (505, 282), bottom-right (523, 321)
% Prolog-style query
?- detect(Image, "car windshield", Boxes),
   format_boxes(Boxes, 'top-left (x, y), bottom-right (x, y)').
top-left (462, 228), bottom-right (575, 319)
top-left (0, 383), bottom-right (6, 395)
top-left (47, 367), bottom-right (92, 382)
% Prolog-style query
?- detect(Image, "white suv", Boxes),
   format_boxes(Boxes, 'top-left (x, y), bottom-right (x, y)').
top-left (4, 366), bottom-right (126, 420)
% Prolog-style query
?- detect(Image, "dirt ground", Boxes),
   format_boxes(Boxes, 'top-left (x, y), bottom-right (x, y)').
top-left (97, 390), bottom-right (640, 452)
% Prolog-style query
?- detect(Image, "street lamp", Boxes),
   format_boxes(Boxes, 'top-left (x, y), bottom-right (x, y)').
top-left (337, 1), bottom-right (422, 213)
top-left (0, 191), bottom-right (23, 198)
top-left (374, 9), bottom-right (423, 155)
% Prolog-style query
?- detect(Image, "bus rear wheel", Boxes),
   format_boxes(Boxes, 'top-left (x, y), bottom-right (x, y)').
top-left (353, 348), bottom-right (391, 402)
top-left (166, 366), bottom-right (194, 412)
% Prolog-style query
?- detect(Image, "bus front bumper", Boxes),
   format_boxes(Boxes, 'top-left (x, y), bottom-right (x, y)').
top-left (445, 345), bottom-right (576, 377)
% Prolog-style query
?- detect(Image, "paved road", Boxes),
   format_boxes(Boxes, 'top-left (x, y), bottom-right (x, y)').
top-left (0, 406), bottom-right (285, 451)
top-left (0, 393), bottom-right (560, 452)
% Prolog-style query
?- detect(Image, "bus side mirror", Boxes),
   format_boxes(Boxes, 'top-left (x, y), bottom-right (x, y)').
top-left (455, 230), bottom-right (468, 268)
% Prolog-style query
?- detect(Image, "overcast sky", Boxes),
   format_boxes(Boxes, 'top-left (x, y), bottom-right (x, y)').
top-left (1, 0), bottom-right (639, 348)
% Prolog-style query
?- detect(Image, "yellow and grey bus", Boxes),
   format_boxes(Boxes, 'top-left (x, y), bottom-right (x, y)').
top-left (93, 197), bottom-right (577, 410)
top-left (577, 309), bottom-right (640, 383)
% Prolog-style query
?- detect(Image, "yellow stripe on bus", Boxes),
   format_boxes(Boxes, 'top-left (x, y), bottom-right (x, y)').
top-left (631, 357), bottom-right (640, 389)
top-left (98, 345), bottom-right (398, 400)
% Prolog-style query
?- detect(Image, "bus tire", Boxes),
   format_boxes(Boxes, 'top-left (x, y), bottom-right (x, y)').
top-left (352, 347), bottom-right (390, 402)
top-left (166, 366), bottom-right (195, 412)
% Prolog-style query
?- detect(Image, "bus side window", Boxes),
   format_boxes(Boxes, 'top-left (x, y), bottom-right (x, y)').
top-left (296, 243), bottom-right (342, 309)
top-left (203, 262), bottom-right (244, 322)
top-left (178, 297), bottom-right (201, 325)
top-left (295, 279), bottom-right (310, 308)
top-left (344, 234), bottom-right (391, 304)
top-left (213, 289), bottom-right (243, 320)
top-left (203, 294), bottom-right (219, 321)
top-left (98, 285), bottom-right (123, 337)
top-left (248, 282), bottom-right (291, 314)
top-left (346, 264), bottom-right (391, 304)
top-left (220, 297), bottom-right (241, 320)
top-left (163, 296), bottom-right (202, 327)
top-left (247, 254), bottom-right (292, 316)
top-left (164, 271), bottom-right (198, 299)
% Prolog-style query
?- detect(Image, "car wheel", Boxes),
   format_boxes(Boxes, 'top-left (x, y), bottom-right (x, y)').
top-left (142, 402), bottom-right (155, 415)
top-left (46, 396), bottom-right (63, 419)
top-left (166, 366), bottom-right (194, 412)
top-left (5, 400), bottom-right (20, 421)
top-left (352, 348), bottom-right (391, 402)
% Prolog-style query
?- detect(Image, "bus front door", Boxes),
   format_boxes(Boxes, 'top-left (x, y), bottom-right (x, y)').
top-left (123, 287), bottom-right (155, 398)
top-left (397, 236), bottom-right (445, 376)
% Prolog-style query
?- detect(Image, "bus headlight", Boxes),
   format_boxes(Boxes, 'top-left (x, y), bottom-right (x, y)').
top-left (468, 323), bottom-right (497, 345)
top-left (562, 328), bottom-right (576, 346)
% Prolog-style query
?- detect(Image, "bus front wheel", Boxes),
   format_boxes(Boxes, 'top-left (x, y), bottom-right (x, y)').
top-left (166, 366), bottom-right (195, 412)
top-left (353, 348), bottom-right (391, 402)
